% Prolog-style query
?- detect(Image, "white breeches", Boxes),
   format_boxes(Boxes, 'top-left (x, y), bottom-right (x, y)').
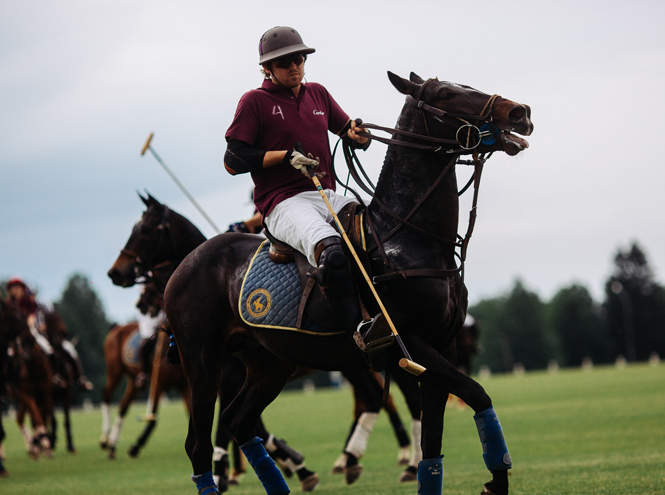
top-left (264, 189), bottom-right (358, 267)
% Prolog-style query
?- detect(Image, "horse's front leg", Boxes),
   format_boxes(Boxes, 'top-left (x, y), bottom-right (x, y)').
top-left (223, 347), bottom-right (296, 495)
top-left (404, 336), bottom-right (511, 495)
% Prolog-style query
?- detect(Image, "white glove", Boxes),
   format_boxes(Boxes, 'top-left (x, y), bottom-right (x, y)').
top-left (285, 150), bottom-right (320, 177)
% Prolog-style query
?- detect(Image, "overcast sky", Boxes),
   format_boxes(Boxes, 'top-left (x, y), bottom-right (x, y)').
top-left (1, 0), bottom-right (664, 323)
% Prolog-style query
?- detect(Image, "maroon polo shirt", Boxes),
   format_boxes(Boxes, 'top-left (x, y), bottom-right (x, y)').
top-left (225, 79), bottom-right (349, 216)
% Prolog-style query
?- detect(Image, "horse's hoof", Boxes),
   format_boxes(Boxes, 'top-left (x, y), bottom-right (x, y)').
top-left (108, 449), bottom-right (116, 460)
top-left (481, 482), bottom-right (508, 495)
top-left (331, 453), bottom-right (347, 474)
top-left (397, 446), bottom-right (410, 465)
top-left (301, 473), bottom-right (320, 492)
top-left (99, 439), bottom-right (108, 450)
top-left (399, 465), bottom-right (417, 482)
top-left (216, 477), bottom-right (228, 493)
top-left (128, 445), bottom-right (140, 458)
top-left (0, 469), bottom-right (9, 478)
top-left (344, 464), bottom-right (363, 485)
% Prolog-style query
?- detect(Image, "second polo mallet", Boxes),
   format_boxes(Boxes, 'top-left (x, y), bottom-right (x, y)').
top-left (141, 133), bottom-right (221, 235)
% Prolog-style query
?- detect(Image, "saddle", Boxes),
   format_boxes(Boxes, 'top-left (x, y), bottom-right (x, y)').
top-left (261, 202), bottom-right (394, 361)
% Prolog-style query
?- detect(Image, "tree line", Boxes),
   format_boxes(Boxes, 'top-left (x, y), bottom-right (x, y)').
top-left (4, 241), bottom-right (663, 402)
top-left (470, 242), bottom-right (665, 373)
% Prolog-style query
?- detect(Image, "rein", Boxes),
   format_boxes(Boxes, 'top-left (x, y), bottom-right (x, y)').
top-left (337, 81), bottom-right (497, 308)
top-left (335, 81), bottom-right (499, 353)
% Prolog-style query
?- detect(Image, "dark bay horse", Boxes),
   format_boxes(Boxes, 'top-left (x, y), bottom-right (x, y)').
top-left (164, 72), bottom-right (532, 495)
top-left (0, 299), bottom-right (54, 459)
top-left (44, 311), bottom-right (78, 453)
top-left (109, 194), bottom-right (423, 486)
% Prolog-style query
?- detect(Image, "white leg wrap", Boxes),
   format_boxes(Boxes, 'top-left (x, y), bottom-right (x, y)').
top-left (101, 403), bottom-right (111, 436)
top-left (333, 452), bottom-right (348, 470)
top-left (265, 434), bottom-right (277, 452)
top-left (345, 412), bottom-right (378, 459)
top-left (213, 446), bottom-right (227, 462)
top-left (109, 416), bottom-right (124, 446)
top-left (20, 424), bottom-right (32, 450)
top-left (408, 419), bottom-right (422, 467)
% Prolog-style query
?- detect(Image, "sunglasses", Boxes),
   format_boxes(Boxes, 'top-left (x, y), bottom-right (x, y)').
top-left (274, 53), bottom-right (305, 69)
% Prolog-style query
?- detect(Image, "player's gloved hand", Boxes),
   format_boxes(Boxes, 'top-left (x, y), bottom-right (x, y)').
top-left (284, 150), bottom-right (320, 177)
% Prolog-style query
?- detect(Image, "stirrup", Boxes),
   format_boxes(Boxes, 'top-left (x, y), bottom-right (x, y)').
top-left (354, 313), bottom-right (395, 353)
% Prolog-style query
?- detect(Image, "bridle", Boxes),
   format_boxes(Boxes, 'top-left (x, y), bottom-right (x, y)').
top-left (118, 206), bottom-right (179, 283)
top-left (354, 78), bottom-right (501, 154)
top-left (337, 79), bottom-right (501, 349)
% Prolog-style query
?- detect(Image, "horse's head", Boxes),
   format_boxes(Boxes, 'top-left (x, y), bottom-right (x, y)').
top-left (136, 282), bottom-right (163, 317)
top-left (388, 72), bottom-right (533, 156)
top-left (108, 193), bottom-right (177, 288)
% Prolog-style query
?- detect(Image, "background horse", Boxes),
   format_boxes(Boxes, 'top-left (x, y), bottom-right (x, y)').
top-left (44, 311), bottom-right (78, 453)
top-left (164, 72), bottom-right (532, 495)
top-left (99, 320), bottom-right (188, 459)
top-left (109, 194), bottom-right (423, 486)
top-left (0, 299), bottom-right (54, 459)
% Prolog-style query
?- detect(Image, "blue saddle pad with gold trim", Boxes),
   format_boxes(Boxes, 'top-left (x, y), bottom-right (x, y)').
top-left (121, 329), bottom-right (141, 368)
top-left (239, 240), bottom-right (343, 335)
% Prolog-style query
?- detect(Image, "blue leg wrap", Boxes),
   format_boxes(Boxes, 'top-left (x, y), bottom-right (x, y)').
top-left (240, 437), bottom-right (290, 495)
top-left (191, 471), bottom-right (218, 495)
top-left (417, 455), bottom-right (443, 495)
top-left (473, 406), bottom-right (512, 472)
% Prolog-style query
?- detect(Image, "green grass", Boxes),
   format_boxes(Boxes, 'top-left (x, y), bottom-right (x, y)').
top-left (1, 363), bottom-right (664, 494)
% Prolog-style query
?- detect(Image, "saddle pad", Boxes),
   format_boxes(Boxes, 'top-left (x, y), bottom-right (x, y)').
top-left (239, 240), bottom-right (343, 335)
top-left (121, 329), bottom-right (142, 368)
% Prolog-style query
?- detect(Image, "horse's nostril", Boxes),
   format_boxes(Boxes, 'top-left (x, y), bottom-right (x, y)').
top-left (509, 107), bottom-right (525, 121)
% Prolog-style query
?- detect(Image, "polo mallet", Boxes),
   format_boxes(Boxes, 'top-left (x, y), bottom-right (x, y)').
top-left (295, 143), bottom-right (426, 376)
top-left (141, 133), bottom-right (221, 234)
top-left (142, 330), bottom-right (166, 422)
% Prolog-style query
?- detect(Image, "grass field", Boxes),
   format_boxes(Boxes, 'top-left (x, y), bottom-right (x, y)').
top-left (1, 362), bottom-right (664, 495)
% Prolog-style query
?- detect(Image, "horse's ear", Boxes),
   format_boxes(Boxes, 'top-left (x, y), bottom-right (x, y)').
top-left (409, 72), bottom-right (425, 84)
top-left (145, 191), bottom-right (162, 207)
top-left (388, 71), bottom-right (419, 97)
top-left (138, 191), bottom-right (150, 207)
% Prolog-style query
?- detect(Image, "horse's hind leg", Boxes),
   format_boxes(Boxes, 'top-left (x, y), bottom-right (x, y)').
top-left (407, 337), bottom-right (511, 495)
top-left (107, 381), bottom-right (139, 459)
top-left (337, 369), bottom-right (384, 485)
top-left (223, 348), bottom-right (296, 495)
top-left (392, 373), bottom-right (422, 482)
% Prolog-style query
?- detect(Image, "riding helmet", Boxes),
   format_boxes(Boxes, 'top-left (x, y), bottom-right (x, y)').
top-left (258, 26), bottom-right (315, 65)
top-left (6, 276), bottom-right (26, 289)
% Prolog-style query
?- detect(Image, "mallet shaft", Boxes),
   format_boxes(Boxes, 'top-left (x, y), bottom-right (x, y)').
top-left (309, 173), bottom-right (426, 376)
top-left (140, 133), bottom-right (221, 235)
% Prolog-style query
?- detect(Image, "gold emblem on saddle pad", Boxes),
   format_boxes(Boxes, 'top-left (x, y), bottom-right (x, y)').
top-left (246, 288), bottom-right (271, 318)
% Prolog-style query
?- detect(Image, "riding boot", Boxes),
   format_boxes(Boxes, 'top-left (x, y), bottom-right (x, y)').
top-left (316, 236), bottom-right (394, 353)
top-left (316, 237), bottom-right (364, 335)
